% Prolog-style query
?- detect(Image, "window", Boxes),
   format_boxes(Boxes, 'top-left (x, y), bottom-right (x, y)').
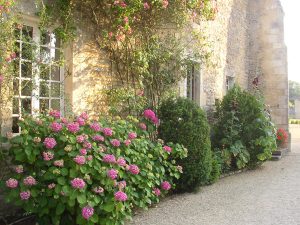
top-left (186, 64), bottom-right (200, 103)
top-left (12, 23), bottom-right (64, 133)
top-left (226, 76), bottom-right (235, 91)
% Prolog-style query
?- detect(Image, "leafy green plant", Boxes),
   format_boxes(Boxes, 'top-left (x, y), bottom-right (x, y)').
top-left (2, 110), bottom-right (187, 225)
top-left (158, 97), bottom-right (213, 192)
top-left (212, 86), bottom-right (277, 170)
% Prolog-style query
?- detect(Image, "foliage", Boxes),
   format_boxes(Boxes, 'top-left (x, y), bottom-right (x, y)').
top-left (158, 97), bottom-right (213, 192)
top-left (212, 86), bottom-right (277, 171)
top-left (1, 110), bottom-right (187, 225)
top-left (276, 128), bottom-right (288, 147)
top-left (38, 0), bottom-right (217, 112)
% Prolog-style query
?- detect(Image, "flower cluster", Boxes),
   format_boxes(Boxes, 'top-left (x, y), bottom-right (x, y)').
top-left (6, 178), bottom-right (18, 188)
top-left (67, 122), bottom-right (80, 133)
top-left (276, 128), bottom-right (288, 146)
top-left (129, 164), bottom-right (140, 175)
top-left (23, 176), bottom-right (37, 186)
top-left (107, 169), bottom-right (118, 180)
top-left (50, 122), bottom-right (63, 132)
top-left (74, 155), bottom-right (86, 165)
top-left (103, 127), bottom-right (113, 136)
top-left (43, 137), bottom-right (57, 149)
top-left (82, 206), bottom-right (94, 220)
top-left (143, 109), bottom-right (159, 124)
top-left (103, 154), bottom-right (116, 164)
top-left (161, 181), bottom-right (171, 190)
top-left (114, 191), bottom-right (127, 201)
top-left (43, 151), bottom-right (54, 161)
top-left (111, 139), bottom-right (121, 147)
top-left (71, 178), bottom-right (86, 189)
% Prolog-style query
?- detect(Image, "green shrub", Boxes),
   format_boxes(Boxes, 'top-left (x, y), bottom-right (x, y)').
top-left (212, 86), bottom-right (277, 170)
top-left (2, 110), bottom-right (187, 225)
top-left (158, 97), bottom-right (213, 192)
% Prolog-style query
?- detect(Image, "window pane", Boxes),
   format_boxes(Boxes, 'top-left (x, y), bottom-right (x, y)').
top-left (21, 80), bottom-right (32, 96)
top-left (12, 117), bottom-right (20, 133)
top-left (22, 43), bottom-right (34, 60)
top-left (14, 41), bottom-right (21, 58)
top-left (41, 31), bottom-right (51, 45)
top-left (40, 99), bottom-right (49, 112)
top-left (13, 98), bottom-right (19, 114)
top-left (13, 80), bottom-right (19, 95)
top-left (13, 60), bottom-right (20, 77)
top-left (51, 99), bottom-right (60, 110)
top-left (51, 66), bottom-right (60, 81)
top-left (40, 64), bottom-right (50, 80)
top-left (40, 81), bottom-right (50, 97)
top-left (22, 25), bottom-right (33, 39)
top-left (21, 98), bottom-right (32, 114)
top-left (51, 82), bottom-right (60, 98)
top-left (21, 61), bottom-right (32, 78)
top-left (54, 48), bottom-right (60, 61)
top-left (41, 47), bottom-right (51, 63)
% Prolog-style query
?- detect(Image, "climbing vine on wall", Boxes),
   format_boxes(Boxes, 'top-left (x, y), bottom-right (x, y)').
top-left (39, 0), bottom-right (217, 115)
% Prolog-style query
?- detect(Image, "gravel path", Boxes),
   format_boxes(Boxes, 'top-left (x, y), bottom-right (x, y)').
top-left (130, 129), bottom-right (300, 225)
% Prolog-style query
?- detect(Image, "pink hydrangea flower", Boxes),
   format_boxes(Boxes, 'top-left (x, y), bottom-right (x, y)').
top-left (117, 157), bottom-right (126, 166)
top-left (162, 0), bottom-right (169, 8)
top-left (103, 154), bottom-right (116, 163)
top-left (48, 183), bottom-right (56, 189)
top-left (144, 2), bottom-right (150, 9)
top-left (67, 122), bottom-right (80, 133)
top-left (124, 139), bottom-right (131, 146)
top-left (153, 188), bottom-right (161, 196)
top-left (49, 110), bottom-right (61, 118)
top-left (143, 109), bottom-right (159, 124)
top-left (107, 169), bottom-right (118, 180)
top-left (114, 191), bottom-right (127, 201)
top-left (15, 165), bottom-right (23, 174)
top-left (128, 132), bottom-right (137, 140)
top-left (129, 164), bottom-right (140, 175)
top-left (6, 178), bottom-right (18, 188)
top-left (42, 151), bottom-right (54, 161)
top-left (61, 117), bottom-right (68, 124)
top-left (54, 159), bottom-right (64, 167)
top-left (87, 155), bottom-right (93, 161)
top-left (71, 178), bottom-right (86, 189)
top-left (82, 206), bottom-right (94, 220)
top-left (118, 180), bottom-right (126, 189)
top-left (23, 176), bottom-right (36, 186)
top-left (103, 127), bottom-right (113, 136)
top-left (20, 191), bottom-right (31, 200)
top-left (76, 135), bottom-right (86, 143)
top-left (76, 117), bottom-right (85, 126)
top-left (120, 1), bottom-right (127, 7)
top-left (80, 112), bottom-right (89, 120)
top-left (124, 16), bottom-right (129, 23)
top-left (139, 123), bottom-right (147, 130)
top-left (93, 186), bottom-right (104, 194)
top-left (163, 145), bottom-right (172, 153)
top-left (50, 122), bottom-right (63, 132)
top-left (92, 135), bottom-right (104, 142)
top-left (80, 148), bottom-right (87, 155)
top-left (90, 122), bottom-right (101, 132)
top-left (111, 139), bottom-right (121, 147)
top-left (83, 141), bottom-right (92, 149)
top-left (161, 181), bottom-right (171, 190)
top-left (43, 137), bottom-right (57, 149)
top-left (74, 155), bottom-right (86, 165)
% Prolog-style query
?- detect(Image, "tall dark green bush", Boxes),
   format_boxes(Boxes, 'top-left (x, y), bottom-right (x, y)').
top-left (158, 97), bottom-right (213, 192)
top-left (212, 86), bottom-right (277, 170)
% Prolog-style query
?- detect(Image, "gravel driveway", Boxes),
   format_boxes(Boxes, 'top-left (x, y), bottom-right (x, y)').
top-left (130, 127), bottom-right (300, 225)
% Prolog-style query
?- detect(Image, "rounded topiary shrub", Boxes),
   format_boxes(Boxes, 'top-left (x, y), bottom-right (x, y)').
top-left (212, 86), bottom-right (277, 170)
top-left (158, 97), bottom-right (213, 192)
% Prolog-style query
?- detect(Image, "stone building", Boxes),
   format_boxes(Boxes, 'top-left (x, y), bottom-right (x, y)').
top-left (0, 0), bottom-right (288, 136)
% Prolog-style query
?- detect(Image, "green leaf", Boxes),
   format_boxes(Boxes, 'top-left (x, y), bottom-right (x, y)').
top-left (77, 193), bottom-right (86, 204)
top-left (61, 168), bottom-right (68, 176)
top-left (57, 177), bottom-right (66, 185)
top-left (91, 214), bottom-right (99, 223)
top-left (10, 136), bottom-right (23, 144)
top-left (56, 202), bottom-right (65, 215)
top-left (103, 202), bottom-right (115, 212)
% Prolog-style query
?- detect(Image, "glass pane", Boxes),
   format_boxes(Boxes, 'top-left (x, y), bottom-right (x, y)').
top-left (13, 98), bottom-right (19, 114)
top-left (14, 41), bottom-right (21, 58)
top-left (41, 47), bottom-right (51, 63)
top-left (40, 64), bottom-right (50, 80)
top-left (40, 99), bottom-right (49, 112)
top-left (22, 25), bottom-right (33, 39)
top-left (40, 81), bottom-right (50, 97)
top-left (54, 48), bottom-right (60, 61)
top-left (12, 117), bottom-right (20, 133)
top-left (13, 80), bottom-right (19, 95)
top-left (21, 61), bottom-right (32, 78)
top-left (53, 34), bottom-right (61, 48)
top-left (51, 82), bottom-right (60, 98)
top-left (21, 80), bottom-right (32, 96)
top-left (21, 98), bottom-right (32, 114)
top-left (51, 99), bottom-right (60, 110)
top-left (51, 66), bottom-right (60, 81)
top-left (22, 43), bottom-right (34, 60)
top-left (13, 60), bottom-right (20, 77)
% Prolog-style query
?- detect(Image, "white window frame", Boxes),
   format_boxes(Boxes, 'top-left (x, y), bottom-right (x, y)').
top-left (12, 16), bottom-right (64, 133)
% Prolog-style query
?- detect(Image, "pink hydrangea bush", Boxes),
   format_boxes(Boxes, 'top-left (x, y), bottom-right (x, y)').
top-left (3, 110), bottom-right (187, 225)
